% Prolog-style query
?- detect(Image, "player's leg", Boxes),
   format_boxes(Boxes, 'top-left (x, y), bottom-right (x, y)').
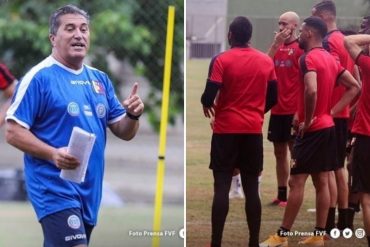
top-left (260, 173), bottom-right (308, 247)
top-left (335, 167), bottom-right (349, 229)
top-left (211, 170), bottom-right (233, 247)
top-left (268, 114), bottom-right (294, 206)
top-left (312, 171), bottom-right (331, 229)
top-left (334, 118), bottom-right (350, 229)
top-left (240, 172), bottom-right (260, 247)
top-left (347, 137), bottom-right (360, 229)
top-left (352, 135), bottom-right (370, 246)
top-left (40, 208), bottom-right (93, 247)
top-left (209, 134), bottom-right (237, 247)
top-left (296, 171), bottom-right (330, 246)
top-left (280, 173), bottom-right (309, 230)
top-left (239, 134), bottom-right (263, 247)
top-left (273, 142), bottom-right (289, 204)
top-left (347, 143), bottom-right (360, 229)
top-left (360, 193), bottom-right (370, 246)
top-left (326, 171), bottom-right (337, 233)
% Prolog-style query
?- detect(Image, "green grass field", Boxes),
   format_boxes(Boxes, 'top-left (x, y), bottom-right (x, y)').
top-left (0, 202), bottom-right (184, 247)
top-left (186, 59), bottom-right (366, 247)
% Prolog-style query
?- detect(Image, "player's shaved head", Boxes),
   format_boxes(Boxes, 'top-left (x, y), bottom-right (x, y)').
top-left (280, 11), bottom-right (300, 26)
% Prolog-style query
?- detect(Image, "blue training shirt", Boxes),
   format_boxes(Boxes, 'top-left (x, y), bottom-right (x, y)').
top-left (6, 56), bottom-right (125, 225)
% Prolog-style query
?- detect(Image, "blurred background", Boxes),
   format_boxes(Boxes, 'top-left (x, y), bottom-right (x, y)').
top-left (0, 0), bottom-right (184, 246)
top-left (187, 0), bottom-right (367, 59)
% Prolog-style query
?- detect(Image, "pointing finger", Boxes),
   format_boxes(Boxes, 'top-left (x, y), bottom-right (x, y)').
top-left (129, 82), bottom-right (139, 97)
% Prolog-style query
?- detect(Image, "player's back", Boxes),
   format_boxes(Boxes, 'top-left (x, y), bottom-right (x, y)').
top-left (210, 47), bottom-right (275, 133)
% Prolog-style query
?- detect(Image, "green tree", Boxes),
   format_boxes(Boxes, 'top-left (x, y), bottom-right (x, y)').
top-left (0, 0), bottom-right (183, 131)
top-left (133, 0), bottom-right (184, 130)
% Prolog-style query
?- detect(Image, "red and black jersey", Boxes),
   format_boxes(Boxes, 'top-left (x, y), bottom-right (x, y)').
top-left (271, 40), bottom-right (304, 115)
top-left (208, 47), bottom-right (276, 134)
top-left (352, 53), bottom-right (370, 137)
top-left (0, 63), bottom-right (15, 90)
top-left (298, 47), bottom-right (345, 132)
top-left (323, 30), bottom-right (355, 118)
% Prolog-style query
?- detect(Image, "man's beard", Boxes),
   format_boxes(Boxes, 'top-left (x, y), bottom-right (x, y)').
top-left (298, 40), bottom-right (306, 50)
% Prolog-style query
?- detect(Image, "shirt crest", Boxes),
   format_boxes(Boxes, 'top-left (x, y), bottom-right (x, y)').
top-left (92, 80), bottom-right (105, 94)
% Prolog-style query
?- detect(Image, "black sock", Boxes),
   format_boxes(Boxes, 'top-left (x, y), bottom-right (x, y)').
top-left (314, 227), bottom-right (326, 236)
top-left (348, 202), bottom-right (360, 230)
top-left (349, 201), bottom-right (360, 212)
top-left (337, 208), bottom-right (348, 230)
top-left (347, 208), bottom-right (355, 230)
top-left (278, 186), bottom-right (287, 201)
top-left (325, 207), bottom-right (336, 232)
top-left (367, 236), bottom-right (370, 247)
top-left (277, 226), bottom-right (290, 237)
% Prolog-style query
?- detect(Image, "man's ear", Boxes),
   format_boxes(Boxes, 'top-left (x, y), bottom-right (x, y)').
top-left (228, 31), bottom-right (232, 40)
top-left (49, 34), bottom-right (55, 47)
top-left (307, 29), bottom-right (313, 38)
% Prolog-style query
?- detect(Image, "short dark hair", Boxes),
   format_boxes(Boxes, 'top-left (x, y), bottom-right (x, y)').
top-left (303, 16), bottom-right (328, 38)
top-left (49, 4), bottom-right (89, 35)
top-left (229, 16), bottom-right (253, 45)
top-left (313, 0), bottom-right (336, 16)
top-left (359, 16), bottom-right (370, 34)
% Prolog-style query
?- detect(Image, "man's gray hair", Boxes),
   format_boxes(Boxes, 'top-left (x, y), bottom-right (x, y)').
top-left (49, 4), bottom-right (90, 35)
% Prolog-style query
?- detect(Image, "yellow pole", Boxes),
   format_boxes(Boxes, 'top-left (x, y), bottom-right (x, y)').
top-left (152, 5), bottom-right (175, 247)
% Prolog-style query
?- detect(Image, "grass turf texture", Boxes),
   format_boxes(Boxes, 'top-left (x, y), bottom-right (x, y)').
top-left (186, 59), bottom-right (366, 247)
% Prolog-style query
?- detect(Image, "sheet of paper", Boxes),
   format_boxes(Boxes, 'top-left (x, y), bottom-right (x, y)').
top-left (60, 126), bottom-right (96, 183)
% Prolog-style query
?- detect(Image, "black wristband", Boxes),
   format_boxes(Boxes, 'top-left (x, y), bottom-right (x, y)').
top-left (126, 112), bottom-right (141, 120)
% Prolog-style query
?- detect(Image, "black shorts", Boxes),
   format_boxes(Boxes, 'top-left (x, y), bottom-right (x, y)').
top-left (267, 114), bottom-right (294, 142)
top-left (333, 118), bottom-right (348, 169)
top-left (210, 133), bottom-right (263, 175)
top-left (40, 208), bottom-right (94, 247)
top-left (291, 127), bottom-right (337, 175)
top-left (351, 135), bottom-right (370, 193)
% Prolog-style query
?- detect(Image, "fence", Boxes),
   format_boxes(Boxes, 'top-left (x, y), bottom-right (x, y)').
top-left (187, 14), bottom-right (362, 59)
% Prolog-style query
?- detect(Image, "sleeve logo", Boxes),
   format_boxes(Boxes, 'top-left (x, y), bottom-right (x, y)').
top-left (96, 103), bottom-right (106, 118)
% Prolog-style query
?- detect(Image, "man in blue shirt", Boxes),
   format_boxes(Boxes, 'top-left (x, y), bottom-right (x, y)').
top-left (5, 4), bottom-right (144, 247)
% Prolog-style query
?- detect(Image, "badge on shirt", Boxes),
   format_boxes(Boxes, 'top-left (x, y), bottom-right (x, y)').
top-left (92, 80), bottom-right (105, 94)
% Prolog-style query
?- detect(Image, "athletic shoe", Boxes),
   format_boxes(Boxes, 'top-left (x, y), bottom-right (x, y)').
top-left (229, 174), bottom-right (244, 199)
top-left (297, 236), bottom-right (324, 246)
top-left (260, 234), bottom-right (288, 247)
top-left (271, 198), bottom-right (287, 207)
top-left (229, 190), bottom-right (244, 199)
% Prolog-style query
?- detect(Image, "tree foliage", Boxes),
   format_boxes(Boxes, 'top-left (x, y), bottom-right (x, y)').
top-left (0, 0), bottom-right (184, 131)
